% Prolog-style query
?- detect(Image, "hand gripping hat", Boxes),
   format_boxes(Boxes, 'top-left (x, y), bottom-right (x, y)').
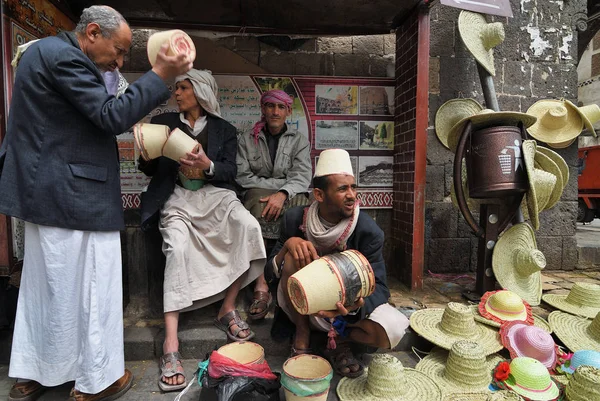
top-left (559, 350), bottom-right (600, 375)
top-left (492, 223), bottom-right (545, 306)
top-left (435, 98), bottom-right (483, 149)
top-left (314, 149), bottom-right (354, 178)
top-left (542, 282), bottom-right (600, 319)
top-left (458, 11), bottom-right (505, 76)
top-left (336, 353), bottom-right (442, 401)
top-left (549, 311), bottom-right (600, 353)
top-left (564, 366), bottom-right (600, 401)
top-left (522, 140), bottom-right (558, 230)
top-left (493, 357), bottom-right (562, 401)
top-left (526, 100), bottom-right (584, 147)
top-left (415, 340), bottom-right (503, 396)
top-left (409, 302), bottom-right (503, 355)
top-left (500, 321), bottom-right (559, 370)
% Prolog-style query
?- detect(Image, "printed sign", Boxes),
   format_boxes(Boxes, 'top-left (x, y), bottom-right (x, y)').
top-left (440, 0), bottom-right (513, 18)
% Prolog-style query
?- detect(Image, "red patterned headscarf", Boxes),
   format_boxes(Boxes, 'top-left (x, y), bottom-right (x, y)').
top-left (251, 90), bottom-right (293, 145)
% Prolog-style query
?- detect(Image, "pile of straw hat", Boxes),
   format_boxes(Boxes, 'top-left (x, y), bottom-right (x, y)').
top-left (548, 311), bottom-right (600, 353)
top-left (336, 353), bottom-right (442, 401)
top-left (457, 10), bottom-right (505, 76)
top-left (542, 282), bottom-right (600, 319)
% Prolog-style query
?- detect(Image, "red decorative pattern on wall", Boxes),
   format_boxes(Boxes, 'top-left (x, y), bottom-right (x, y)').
top-left (121, 193), bottom-right (141, 210)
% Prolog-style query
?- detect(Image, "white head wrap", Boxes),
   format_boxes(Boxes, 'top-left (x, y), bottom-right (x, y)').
top-left (175, 69), bottom-right (221, 118)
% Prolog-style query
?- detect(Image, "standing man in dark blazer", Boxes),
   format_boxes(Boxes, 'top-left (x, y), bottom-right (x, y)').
top-left (0, 5), bottom-right (192, 401)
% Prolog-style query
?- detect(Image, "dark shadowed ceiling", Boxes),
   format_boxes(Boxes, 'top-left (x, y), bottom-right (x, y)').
top-left (51, 0), bottom-right (423, 35)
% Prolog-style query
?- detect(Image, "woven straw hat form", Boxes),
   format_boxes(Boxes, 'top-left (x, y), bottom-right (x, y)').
top-left (479, 290), bottom-right (533, 325)
top-left (566, 100), bottom-right (600, 137)
top-left (133, 123), bottom-right (170, 161)
top-left (492, 223), bottom-right (544, 306)
top-left (500, 321), bottom-right (558, 369)
top-left (549, 311), bottom-right (600, 353)
top-left (458, 11), bottom-right (505, 76)
top-left (447, 109), bottom-right (537, 152)
top-left (542, 282), bottom-right (600, 319)
top-left (435, 98), bottom-right (483, 149)
top-left (147, 29), bottom-right (196, 67)
top-left (564, 366), bottom-right (600, 401)
top-left (470, 305), bottom-right (552, 333)
top-left (415, 341), bottom-right (503, 395)
top-left (410, 302), bottom-right (503, 355)
top-left (522, 140), bottom-right (558, 230)
top-left (560, 350), bottom-right (600, 374)
top-left (526, 99), bottom-right (584, 145)
top-left (336, 354), bottom-right (442, 401)
top-left (537, 146), bottom-right (569, 191)
top-left (162, 128), bottom-right (200, 162)
top-left (502, 357), bottom-right (561, 400)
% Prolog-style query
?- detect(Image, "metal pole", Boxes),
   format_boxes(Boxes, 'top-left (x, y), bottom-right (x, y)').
top-left (477, 63), bottom-right (500, 112)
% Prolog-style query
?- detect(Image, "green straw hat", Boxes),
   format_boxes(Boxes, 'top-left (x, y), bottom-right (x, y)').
top-left (410, 302), bottom-right (503, 355)
top-left (500, 357), bottom-right (561, 400)
top-left (435, 98), bottom-right (483, 149)
top-left (542, 282), bottom-right (600, 319)
top-left (416, 341), bottom-right (503, 396)
top-left (458, 11), bottom-right (505, 76)
top-left (522, 140), bottom-right (558, 230)
top-left (336, 354), bottom-right (442, 401)
top-left (548, 311), bottom-right (600, 353)
top-left (492, 223), bottom-right (545, 306)
top-left (564, 365), bottom-right (600, 401)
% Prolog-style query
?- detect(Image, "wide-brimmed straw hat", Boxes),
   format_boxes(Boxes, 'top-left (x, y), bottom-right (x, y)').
top-left (410, 302), bottom-right (503, 355)
top-left (564, 366), bottom-right (600, 401)
top-left (162, 128), bottom-right (200, 162)
top-left (336, 354), bottom-right (442, 401)
top-left (416, 341), bottom-right (503, 395)
top-left (435, 98), bottom-right (483, 149)
top-left (566, 100), bottom-right (600, 137)
top-left (447, 109), bottom-right (537, 152)
top-left (534, 151), bottom-right (563, 210)
top-left (492, 223), bottom-right (545, 306)
top-left (500, 321), bottom-right (558, 369)
top-left (522, 140), bottom-right (558, 230)
top-left (470, 305), bottom-right (552, 333)
top-left (542, 282), bottom-right (600, 319)
top-left (549, 311), bottom-right (600, 353)
top-left (478, 290), bottom-right (533, 325)
top-left (133, 123), bottom-right (170, 161)
top-left (147, 29), bottom-right (196, 67)
top-left (526, 100), bottom-right (584, 146)
top-left (458, 11), bottom-right (505, 76)
top-left (497, 357), bottom-right (561, 400)
top-left (559, 350), bottom-right (600, 374)
top-left (537, 146), bottom-right (569, 191)
top-left (444, 391), bottom-right (524, 401)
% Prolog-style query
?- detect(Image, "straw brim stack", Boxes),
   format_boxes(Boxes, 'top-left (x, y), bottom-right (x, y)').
top-left (537, 146), bottom-right (569, 190)
top-left (162, 128), bottom-right (200, 162)
top-left (469, 305), bottom-right (552, 333)
top-left (523, 140), bottom-right (558, 230)
top-left (534, 151), bottom-right (563, 210)
top-left (147, 29), bottom-right (196, 67)
top-left (435, 98), bottom-right (483, 149)
top-left (548, 311), bottom-right (600, 352)
top-left (415, 345), bottom-right (503, 395)
top-left (133, 123), bottom-right (170, 161)
top-left (564, 366), bottom-right (600, 401)
top-left (542, 282), bottom-right (600, 319)
top-left (217, 341), bottom-right (265, 364)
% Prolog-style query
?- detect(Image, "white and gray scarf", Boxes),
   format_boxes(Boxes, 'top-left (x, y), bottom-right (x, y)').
top-left (303, 201), bottom-right (360, 254)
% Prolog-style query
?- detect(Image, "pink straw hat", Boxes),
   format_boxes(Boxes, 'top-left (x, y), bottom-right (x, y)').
top-left (500, 321), bottom-right (558, 370)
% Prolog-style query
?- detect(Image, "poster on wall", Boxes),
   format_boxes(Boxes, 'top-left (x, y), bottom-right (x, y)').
top-left (119, 74), bottom-right (394, 210)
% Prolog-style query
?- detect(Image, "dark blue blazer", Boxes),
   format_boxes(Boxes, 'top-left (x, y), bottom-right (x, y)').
top-left (266, 206), bottom-right (390, 319)
top-left (138, 112), bottom-right (238, 231)
top-left (0, 32), bottom-right (171, 231)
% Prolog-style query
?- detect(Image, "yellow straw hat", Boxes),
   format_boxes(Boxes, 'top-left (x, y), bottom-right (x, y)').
top-left (410, 302), bottom-right (503, 355)
top-left (545, 138), bottom-right (576, 149)
top-left (147, 29), bottom-right (196, 67)
top-left (492, 223), bottom-right (545, 306)
top-left (522, 140), bottom-right (558, 230)
top-left (458, 11), bottom-right (505, 76)
top-left (564, 366), bottom-right (600, 401)
top-left (336, 354), bottom-right (442, 401)
top-left (548, 311), bottom-right (600, 353)
top-left (565, 100), bottom-right (600, 137)
top-left (447, 109), bottom-right (537, 152)
top-left (542, 282), bottom-right (600, 319)
top-left (415, 341), bottom-right (503, 396)
top-left (478, 290), bottom-right (532, 324)
top-left (526, 99), bottom-right (584, 145)
top-left (537, 146), bottom-right (569, 190)
top-left (470, 305), bottom-right (552, 333)
top-left (435, 98), bottom-right (483, 149)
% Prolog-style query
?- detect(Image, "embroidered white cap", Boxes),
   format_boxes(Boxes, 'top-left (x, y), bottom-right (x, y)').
top-left (314, 149), bottom-right (354, 178)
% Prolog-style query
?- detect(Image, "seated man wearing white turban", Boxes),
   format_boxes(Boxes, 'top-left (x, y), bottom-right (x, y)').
top-left (138, 69), bottom-right (266, 392)
top-left (267, 149), bottom-right (409, 378)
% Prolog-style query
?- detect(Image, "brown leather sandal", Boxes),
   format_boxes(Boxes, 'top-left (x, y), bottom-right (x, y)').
top-left (8, 381), bottom-right (46, 401)
top-left (248, 291), bottom-right (273, 321)
top-left (324, 343), bottom-right (364, 378)
top-left (214, 310), bottom-right (255, 342)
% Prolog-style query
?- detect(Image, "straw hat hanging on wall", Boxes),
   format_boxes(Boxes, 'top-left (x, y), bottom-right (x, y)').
top-left (522, 140), bottom-right (558, 230)
top-left (548, 311), bottom-right (600, 353)
top-left (542, 282), bottom-right (600, 319)
top-left (566, 100), bottom-right (600, 137)
top-left (492, 223), bottom-right (545, 306)
top-left (458, 10), bottom-right (505, 76)
top-left (435, 98), bottom-right (483, 149)
top-left (526, 99), bottom-right (584, 147)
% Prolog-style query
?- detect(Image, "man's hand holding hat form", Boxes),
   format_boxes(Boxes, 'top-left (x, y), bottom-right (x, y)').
top-left (152, 43), bottom-right (193, 81)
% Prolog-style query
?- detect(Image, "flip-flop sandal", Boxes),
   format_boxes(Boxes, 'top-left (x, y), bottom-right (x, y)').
top-left (158, 352), bottom-right (187, 392)
top-left (214, 310), bottom-right (255, 342)
top-left (248, 291), bottom-right (273, 321)
top-left (324, 343), bottom-right (364, 378)
top-left (8, 381), bottom-right (46, 401)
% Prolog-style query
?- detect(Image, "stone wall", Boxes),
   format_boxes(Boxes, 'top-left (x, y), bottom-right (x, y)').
top-left (426, 0), bottom-right (586, 272)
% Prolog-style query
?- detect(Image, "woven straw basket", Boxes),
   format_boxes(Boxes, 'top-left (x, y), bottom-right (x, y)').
top-left (287, 250), bottom-right (375, 315)
top-left (542, 282), bottom-right (600, 319)
top-left (282, 354), bottom-right (332, 401)
top-left (415, 341), bottom-right (503, 396)
top-left (162, 128), bottom-right (200, 162)
top-left (564, 366), bottom-right (600, 401)
top-left (548, 310), bottom-right (600, 353)
top-left (216, 341), bottom-right (264, 365)
top-left (336, 354), bottom-right (442, 401)
top-left (133, 123), bottom-right (170, 161)
top-left (147, 29), bottom-right (196, 66)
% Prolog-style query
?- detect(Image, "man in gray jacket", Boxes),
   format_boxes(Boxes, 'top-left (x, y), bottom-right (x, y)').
top-left (236, 89), bottom-right (312, 320)
top-left (0, 6), bottom-right (192, 401)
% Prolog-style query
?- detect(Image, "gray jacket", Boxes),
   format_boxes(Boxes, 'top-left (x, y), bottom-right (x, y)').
top-left (236, 127), bottom-right (312, 199)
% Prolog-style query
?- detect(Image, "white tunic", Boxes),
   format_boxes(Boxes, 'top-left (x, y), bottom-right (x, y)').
top-left (9, 222), bottom-right (124, 394)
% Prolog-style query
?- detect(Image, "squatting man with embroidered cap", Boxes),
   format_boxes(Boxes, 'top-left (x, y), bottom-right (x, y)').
top-left (267, 149), bottom-right (410, 378)
top-left (0, 5), bottom-right (192, 401)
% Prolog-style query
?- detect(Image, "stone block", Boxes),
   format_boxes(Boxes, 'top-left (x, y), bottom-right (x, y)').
top-left (537, 201), bottom-right (577, 237)
top-left (531, 63), bottom-right (578, 99)
top-left (333, 53), bottom-right (371, 76)
top-left (295, 38), bottom-right (317, 53)
top-left (494, 22), bottom-right (526, 63)
top-left (426, 165), bottom-right (445, 202)
top-left (457, 210), bottom-right (480, 238)
top-left (295, 53), bottom-right (333, 75)
top-left (439, 56), bottom-right (479, 98)
top-left (317, 36), bottom-right (353, 54)
top-left (435, 4), bottom-right (461, 22)
top-left (520, 27), bottom-right (558, 63)
top-left (429, 95), bottom-right (442, 133)
top-left (427, 129), bottom-right (454, 165)
top-left (430, 57), bottom-right (440, 94)
top-left (444, 163), bottom-right (453, 199)
top-left (537, 236), bottom-right (563, 270)
top-left (470, 238), bottom-right (478, 272)
top-left (425, 202), bottom-right (458, 239)
top-left (124, 327), bottom-right (160, 360)
top-left (425, 238), bottom-right (471, 273)
top-left (560, 166), bottom-right (578, 203)
top-left (497, 95), bottom-right (523, 113)
top-left (501, 61), bottom-right (533, 96)
top-left (553, 143), bottom-right (578, 168)
top-left (562, 236), bottom-right (578, 271)
top-left (260, 52), bottom-right (296, 74)
top-left (369, 55), bottom-right (391, 77)
top-left (430, 21), bottom-right (455, 57)
top-left (235, 36), bottom-right (260, 52)
top-left (384, 34), bottom-right (396, 55)
top-left (236, 50), bottom-right (260, 65)
top-left (124, 29), bottom-right (153, 72)
top-left (353, 35), bottom-right (385, 55)
top-left (214, 36), bottom-right (236, 50)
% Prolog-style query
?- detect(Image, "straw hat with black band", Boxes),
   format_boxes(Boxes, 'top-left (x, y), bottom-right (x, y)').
top-left (458, 10), bottom-right (505, 76)
top-left (542, 282), bottom-right (600, 319)
top-left (548, 310), bottom-right (600, 353)
top-left (526, 99), bottom-right (584, 147)
top-left (435, 98), bottom-right (483, 149)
